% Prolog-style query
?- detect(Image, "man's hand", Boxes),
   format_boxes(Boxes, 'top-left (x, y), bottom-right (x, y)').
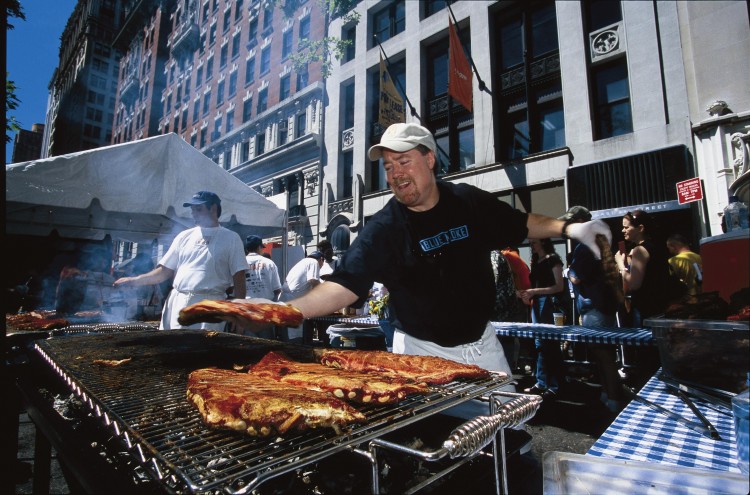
top-left (566, 220), bottom-right (612, 259)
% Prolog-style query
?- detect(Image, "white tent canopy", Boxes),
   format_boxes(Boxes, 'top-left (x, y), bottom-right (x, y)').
top-left (6, 134), bottom-right (286, 244)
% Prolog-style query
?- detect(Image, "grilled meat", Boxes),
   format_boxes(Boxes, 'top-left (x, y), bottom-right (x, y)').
top-left (315, 349), bottom-right (493, 385)
top-left (187, 368), bottom-right (366, 437)
top-left (251, 351), bottom-right (430, 404)
top-left (178, 299), bottom-right (304, 327)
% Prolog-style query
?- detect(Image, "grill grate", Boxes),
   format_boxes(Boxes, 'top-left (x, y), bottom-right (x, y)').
top-left (33, 329), bottom-right (512, 494)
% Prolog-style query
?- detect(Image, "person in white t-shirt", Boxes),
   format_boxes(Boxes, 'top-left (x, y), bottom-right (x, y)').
top-left (279, 251), bottom-right (324, 340)
top-left (113, 191), bottom-right (247, 330)
top-left (317, 239), bottom-right (338, 277)
top-left (244, 234), bottom-right (282, 337)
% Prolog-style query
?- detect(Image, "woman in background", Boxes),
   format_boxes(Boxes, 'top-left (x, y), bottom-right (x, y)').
top-left (520, 238), bottom-right (565, 398)
top-left (614, 209), bottom-right (670, 381)
top-left (615, 210), bottom-right (671, 327)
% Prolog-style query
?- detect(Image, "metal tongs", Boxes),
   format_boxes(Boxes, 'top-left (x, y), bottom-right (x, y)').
top-left (622, 384), bottom-right (721, 440)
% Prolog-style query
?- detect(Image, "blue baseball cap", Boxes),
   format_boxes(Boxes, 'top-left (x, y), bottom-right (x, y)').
top-left (183, 191), bottom-right (221, 207)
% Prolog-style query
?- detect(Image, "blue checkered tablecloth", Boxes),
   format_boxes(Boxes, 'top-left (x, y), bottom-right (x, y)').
top-left (308, 315), bottom-right (379, 325)
top-left (492, 322), bottom-right (654, 346)
top-left (588, 373), bottom-right (744, 474)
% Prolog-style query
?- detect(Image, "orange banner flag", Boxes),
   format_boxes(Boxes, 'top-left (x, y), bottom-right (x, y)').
top-left (448, 16), bottom-right (473, 112)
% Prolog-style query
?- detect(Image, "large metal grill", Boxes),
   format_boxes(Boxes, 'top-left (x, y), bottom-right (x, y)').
top-left (31, 329), bottom-right (523, 494)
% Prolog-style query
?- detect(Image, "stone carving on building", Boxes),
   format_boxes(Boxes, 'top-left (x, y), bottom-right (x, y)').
top-left (706, 100), bottom-right (728, 116)
top-left (592, 30), bottom-right (619, 55)
top-left (731, 129), bottom-right (750, 178)
top-left (304, 169), bottom-right (319, 196)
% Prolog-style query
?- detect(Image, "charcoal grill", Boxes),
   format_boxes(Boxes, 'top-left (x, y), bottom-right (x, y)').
top-left (28, 329), bottom-right (540, 494)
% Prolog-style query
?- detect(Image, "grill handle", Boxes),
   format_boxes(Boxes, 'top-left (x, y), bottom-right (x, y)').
top-left (367, 393), bottom-right (542, 461)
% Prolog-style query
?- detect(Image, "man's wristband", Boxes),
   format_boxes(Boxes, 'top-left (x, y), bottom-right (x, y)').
top-left (561, 218), bottom-right (576, 239)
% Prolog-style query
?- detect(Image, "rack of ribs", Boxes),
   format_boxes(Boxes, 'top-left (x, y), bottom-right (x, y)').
top-left (315, 349), bottom-right (493, 385)
top-left (187, 367), bottom-right (365, 437)
top-left (250, 351), bottom-right (430, 404)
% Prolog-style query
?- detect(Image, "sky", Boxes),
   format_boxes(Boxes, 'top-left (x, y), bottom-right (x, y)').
top-left (6, 0), bottom-right (79, 164)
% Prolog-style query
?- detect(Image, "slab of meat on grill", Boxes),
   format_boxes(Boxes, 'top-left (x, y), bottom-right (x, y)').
top-left (177, 299), bottom-right (304, 327)
top-left (250, 351), bottom-right (430, 404)
top-left (315, 349), bottom-right (494, 385)
top-left (187, 368), bottom-right (366, 437)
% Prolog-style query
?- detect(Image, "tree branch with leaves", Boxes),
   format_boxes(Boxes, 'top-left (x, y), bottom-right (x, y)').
top-left (6, 0), bottom-right (26, 143)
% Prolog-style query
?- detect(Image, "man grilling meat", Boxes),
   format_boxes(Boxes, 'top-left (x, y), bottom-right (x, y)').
top-left (225, 124), bottom-right (609, 394)
top-left (113, 191), bottom-right (247, 330)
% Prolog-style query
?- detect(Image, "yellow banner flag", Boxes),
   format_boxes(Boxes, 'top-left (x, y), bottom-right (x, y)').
top-left (378, 53), bottom-right (405, 128)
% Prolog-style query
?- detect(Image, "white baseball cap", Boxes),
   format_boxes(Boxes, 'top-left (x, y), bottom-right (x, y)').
top-left (368, 123), bottom-right (437, 161)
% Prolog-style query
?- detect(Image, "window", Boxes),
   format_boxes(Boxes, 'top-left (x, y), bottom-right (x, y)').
top-left (256, 132), bottom-right (266, 154)
top-left (260, 46), bottom-right (271, 74)
top-left (220, 44), bottom-right (228, 67)
top-left (234, 0), bottom-right (243, 21)
top-left (342, 24), bottom-right (356, 63)
top-left (243, 98), bottom-right (252, 122)
top-left (209, 23), bottom-right (217, 45)
top-left (296, 64), bottom-right (309, 90)
top-left (248, 18), bottom-right (258, 41)
top-left (263, 6), bottom-right (273, 31)
top-left (203, 91), bottom-right (211, 114)
top-left (206, 57), bottom-right (214, 80)
top-left (282, 30), bottom-right (293, 59)
top-left (200, 127), bottom-right (207, 147)
top-left (202, 2), bottom-right (209, 22)
top-left (229, 72), bottom-right (237, 96)
top-left (372, 1), bottom-right (405, 45)
top-left (495, 2), bottom-right (564, 160)
top-left (193, 99), bottom-right (200, 122)
top-left (245, 57), bottom-right (255, 84)
top-left (213, 118), bottom-right (221, 139)
top-left (217, 80), bottom-right (225, 105)
top-left (278, 119), bottom-right (288, 145)
top-left (196, 66), bottom-right (203, 88)
top-left (223, 10), bottom-right (230, 32)
top-left (166, 93), bottom-right (172, 112)
top-left (181, 108), bottom-right (188, 131)
top-left (241, 141), bottom-right (249, 162)
top-left (280, 74), bottom-right (291, 100)
top-left (341, 151), bottom-right (353, 198)
top-left (232, 34), bottom-right (240, 59)
top-left (299, 16), bottom-right (310, 41)
top-left (191, 133), bottom-right (197, 147)
top-left (342, 82), bottom-right (355, 129)
top-left (586, 0), bottom-right (622, 31)
top-left (295, 112), bottom-right (306, 138)
top-left (226, 109), bottom-right (234, 132)
top-left (425, 0), bottom-right (453, 18)
top-left (257, 87), bottom-right (268, 113)
top-left (592, 60), bottom-right (632, 139)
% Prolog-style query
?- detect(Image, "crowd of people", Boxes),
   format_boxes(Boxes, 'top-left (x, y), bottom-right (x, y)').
top-left (107, 123), bottom-right (704, 418)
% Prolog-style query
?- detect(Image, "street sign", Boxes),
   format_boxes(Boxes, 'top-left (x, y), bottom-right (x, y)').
top-left (676, 177), bottom-right (703, 205)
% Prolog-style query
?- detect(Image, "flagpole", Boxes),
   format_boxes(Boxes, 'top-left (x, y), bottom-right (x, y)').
top-left (374, 35), bottom-right (421, 120)
top-left (447, 4), bottom-right (490, 94)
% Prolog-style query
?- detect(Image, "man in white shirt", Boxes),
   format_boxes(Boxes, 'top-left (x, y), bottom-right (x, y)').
top-left (317, 239), bottom-right (338, 277)
top-left (114, 191), bottom-right (247, 330)
top-left (279, 251), bottom-right (324, 340)
top-left (244, 235), bottom-right (282, 337)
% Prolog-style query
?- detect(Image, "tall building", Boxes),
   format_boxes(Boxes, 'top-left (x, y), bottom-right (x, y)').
top-left (321, 0), bottom-right (750, 254)
top-left (42, 0), bottom-right (124, 157)
top-left (11, 124), bottom-right (45, 163)
top-left (111, 0), bottom-right (327, 250)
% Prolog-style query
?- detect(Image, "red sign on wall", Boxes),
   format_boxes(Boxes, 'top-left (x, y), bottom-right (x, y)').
top-left (676, 177), bottom-right (703, 205)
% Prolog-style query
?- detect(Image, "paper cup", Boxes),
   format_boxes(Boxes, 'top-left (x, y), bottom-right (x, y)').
top-left (553, 312), bottom-right (565, 326)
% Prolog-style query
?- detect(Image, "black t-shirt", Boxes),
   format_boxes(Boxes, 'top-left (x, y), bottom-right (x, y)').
top-left (327, 181), bottom-right (528, 346)
top-left (631, 239), bottom-right (671, 318)
top-left (569, 243), bottom-right (618, 315)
